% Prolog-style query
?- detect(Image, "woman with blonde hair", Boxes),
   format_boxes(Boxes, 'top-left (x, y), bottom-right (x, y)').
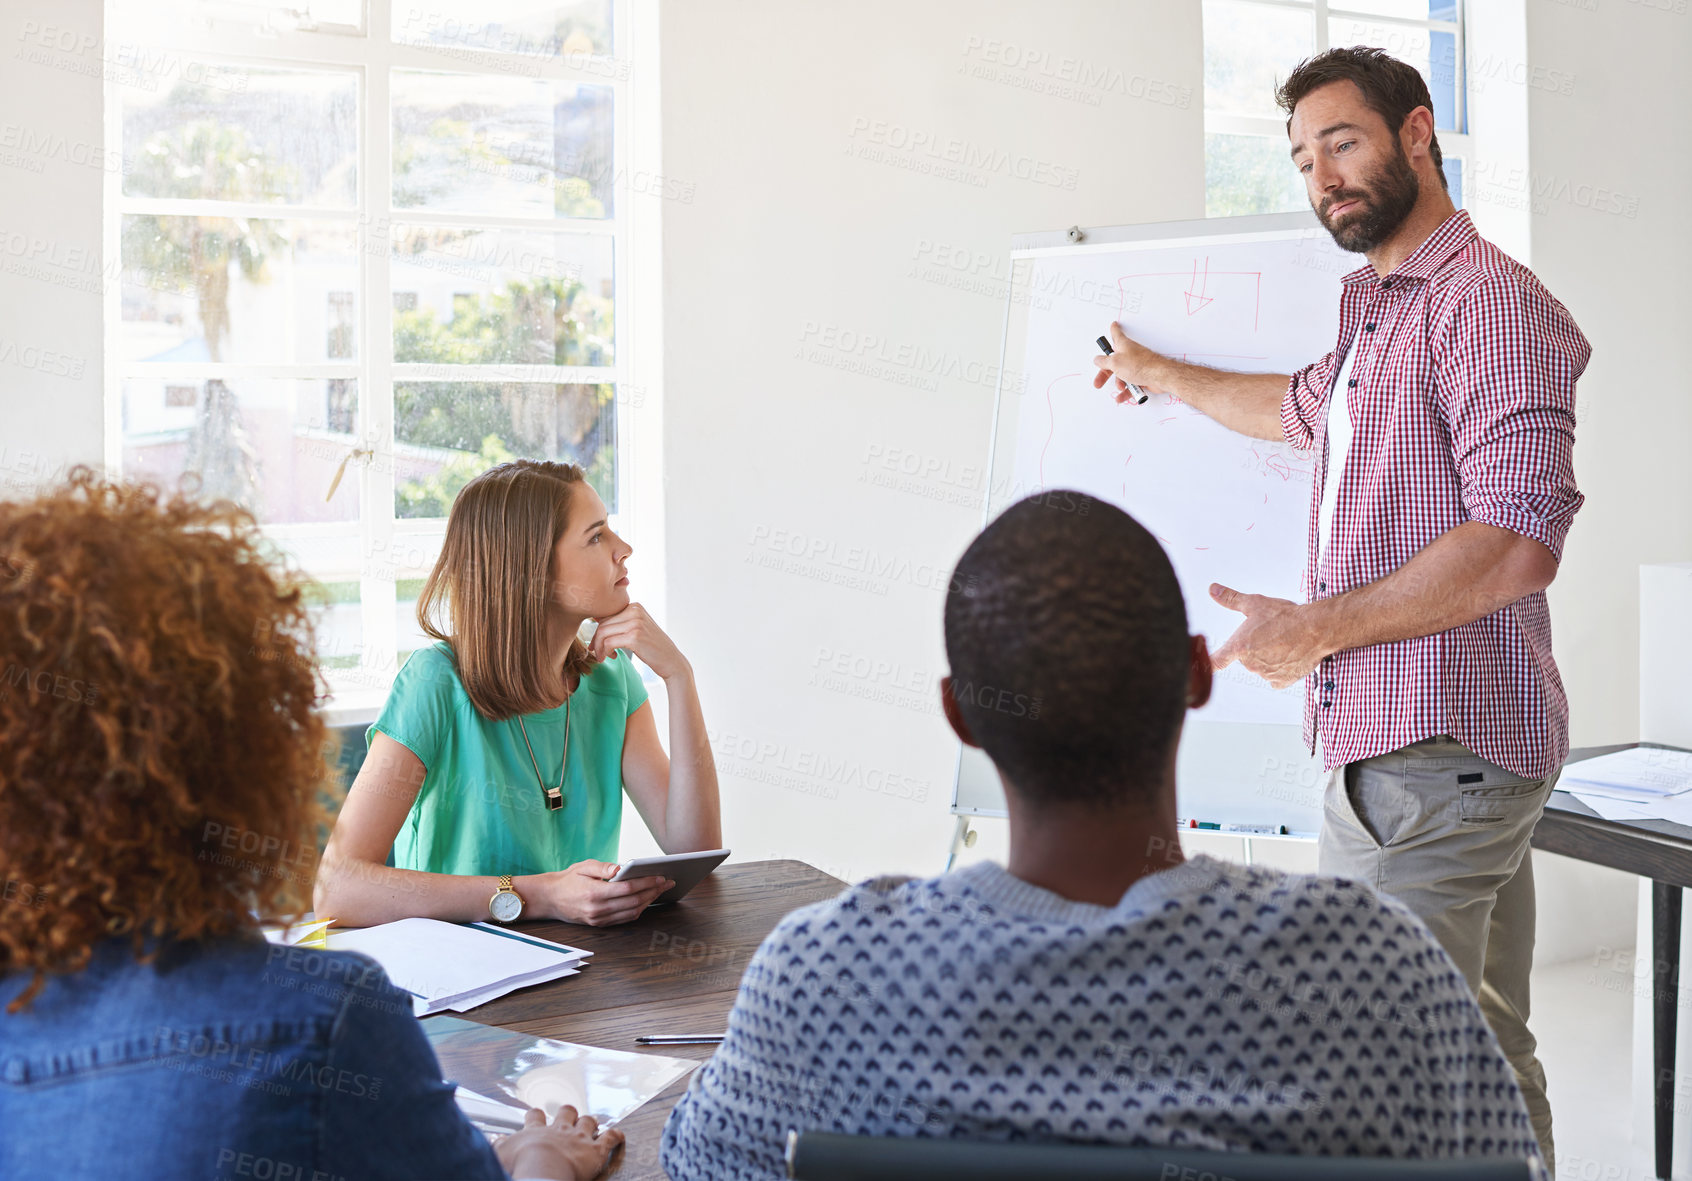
top-left (0, 470), bottom-right (620, 1180)
top-left (316, 459), bottom-right (721, 927)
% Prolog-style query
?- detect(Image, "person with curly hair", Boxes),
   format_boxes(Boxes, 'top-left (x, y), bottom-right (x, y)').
top-left (315, 459), bottom-right (722, 929)
top-left (0, 470), bottom-right (622, 1181)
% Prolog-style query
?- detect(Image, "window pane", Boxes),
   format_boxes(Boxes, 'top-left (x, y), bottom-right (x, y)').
top-left (393, 382), bottom-right (615, 518)
top-left (392, 71), bottom-right (613, 218)
top-left (394, 1), bottom-right (614, 59)
top-left (1443, 156), bottom-right (1463, 209)
top-left (1428, 25), bottom-right (1460, 133)
top-left (123, 67), bottom-right (358, 207)
top-left (395, 574), bottom-right (434, 667)
top-left (365, 539), bottom-right (444, 678)
top-left (1203, 0), bottom-right (1314, 120)
top-left (327, 291), bottom-right (356, 359)
top-left (298, 579), bottom-right (366, 675)
top-left (1329, 0), bottom-right (1430, 18)
top-left (306, 0), bottom-right (365, 29)
top-left (112, 2), bottom-right (366, 36)
top-left (122, 377), bottom-right (362, 524)
top-left (391, 227), bottom-right (613, 365)
top-left (122, 218), bottom-right (358, 364)
top-left (1205, 133), bottom-right (1308, 217)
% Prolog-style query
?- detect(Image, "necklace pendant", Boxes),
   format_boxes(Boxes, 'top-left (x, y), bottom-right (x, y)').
top-left (515, 705), bottom-right (570, 814)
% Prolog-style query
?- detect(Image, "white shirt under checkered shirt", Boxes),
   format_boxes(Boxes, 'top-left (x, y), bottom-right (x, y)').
top-left (1281, 209), bottom-right (1591, 780)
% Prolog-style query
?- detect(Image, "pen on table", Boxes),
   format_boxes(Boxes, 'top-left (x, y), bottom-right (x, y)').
top-left (635, 1034), bottom-right (725, 1045)
top-left (1097, 335), bottom-right (1149, 405)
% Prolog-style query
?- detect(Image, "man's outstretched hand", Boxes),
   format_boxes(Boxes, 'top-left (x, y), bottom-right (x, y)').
top-left (1208, 583), bottom-right (1329, 690)
top-left (1092, 322), bottom-right (1170, 402)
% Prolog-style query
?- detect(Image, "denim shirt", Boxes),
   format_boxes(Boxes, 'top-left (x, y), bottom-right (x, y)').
top-left (0, 936), bottom-right (508, 1181)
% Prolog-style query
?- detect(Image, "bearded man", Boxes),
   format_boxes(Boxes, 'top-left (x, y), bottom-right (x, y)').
top-left (1093, 47), bottom-right (1590, 1168)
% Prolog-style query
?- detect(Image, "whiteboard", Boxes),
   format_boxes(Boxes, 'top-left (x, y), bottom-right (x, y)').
top-left (951, 212), bottom-right (1364, 836)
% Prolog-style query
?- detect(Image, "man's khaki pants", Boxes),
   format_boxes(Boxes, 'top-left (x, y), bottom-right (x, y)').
top-left (1319, 734), bottom-right (1559, 1169)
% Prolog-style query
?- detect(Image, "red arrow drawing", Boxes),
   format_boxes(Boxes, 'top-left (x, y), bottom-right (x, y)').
top-left (1184, 256), bottom-right (1214, 316)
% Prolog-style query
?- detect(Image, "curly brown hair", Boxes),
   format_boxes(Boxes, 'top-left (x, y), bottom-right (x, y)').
top-left (0, 469), bottom-right (331, 1011)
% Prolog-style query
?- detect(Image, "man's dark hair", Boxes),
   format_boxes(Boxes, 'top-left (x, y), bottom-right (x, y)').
top-left (943, 492), bottom-right (1190, 808)
top-left (1276, 46), bottom-right (1446, 190)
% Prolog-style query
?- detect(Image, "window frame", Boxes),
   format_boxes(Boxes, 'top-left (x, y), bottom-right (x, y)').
top-left (101, 0), bottom-right (665, 719)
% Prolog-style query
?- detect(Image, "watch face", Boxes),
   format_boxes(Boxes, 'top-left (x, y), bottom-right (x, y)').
top-left (490, 890), bottom-right (523, 922)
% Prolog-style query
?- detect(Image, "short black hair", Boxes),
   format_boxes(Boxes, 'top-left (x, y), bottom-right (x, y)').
top-left (943, 492), bottom-right (1190, 807)
top-left (1276, 45), bottom-right (1447, 190)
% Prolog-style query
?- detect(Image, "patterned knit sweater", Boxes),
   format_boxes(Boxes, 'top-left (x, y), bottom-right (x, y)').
top-left (659, 855), bottom-right (1545, 1179)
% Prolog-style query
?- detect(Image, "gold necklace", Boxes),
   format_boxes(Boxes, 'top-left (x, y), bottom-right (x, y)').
top-left (516, 696), bottom-right (570, 812)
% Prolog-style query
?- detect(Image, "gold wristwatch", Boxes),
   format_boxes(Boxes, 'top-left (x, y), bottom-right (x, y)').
top-left (488, 874), bottom-right (524, 923)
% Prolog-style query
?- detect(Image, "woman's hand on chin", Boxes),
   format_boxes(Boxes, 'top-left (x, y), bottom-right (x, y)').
top-left (540, 860), bottom-right (674, 926)
top-left (588, 603), bottom-right (691, 681)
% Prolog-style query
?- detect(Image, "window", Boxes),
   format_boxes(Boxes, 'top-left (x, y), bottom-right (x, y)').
top-left (106, 0), bottom-right (655, 706)
top-left (327, 378), bottom-right (356, 433)
top-left (1202, 1), bottom-right (1469, 216)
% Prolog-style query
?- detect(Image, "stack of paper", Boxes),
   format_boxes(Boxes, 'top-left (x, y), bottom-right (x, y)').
top-left (1561, 747), bottom-right (1692, 824)
top-left (424, 1015), bottom-right (699, 1135)
top-left (326, 918), bottom-right (591, 1016)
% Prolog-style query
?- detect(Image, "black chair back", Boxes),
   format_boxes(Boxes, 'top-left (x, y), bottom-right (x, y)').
top-left (784, 1131), bottom-right (1534, 1181)
top-left (317, 722), bottom-right (393, 866)
top-left (325, 722), bottom-right (370, 795)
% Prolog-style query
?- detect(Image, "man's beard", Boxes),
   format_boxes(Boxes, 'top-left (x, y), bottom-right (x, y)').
top-left (1316, 144), bottom-right (1420, 254)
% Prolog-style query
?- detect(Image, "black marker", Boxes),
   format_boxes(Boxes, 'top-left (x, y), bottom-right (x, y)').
top-left (1096, 335), bottom-right (1148, 404)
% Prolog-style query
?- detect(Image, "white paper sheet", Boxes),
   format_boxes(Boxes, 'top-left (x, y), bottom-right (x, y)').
top-left (438, 965), bottom-right (582, 1016)
top-left (1568, 791), bottom-right (1663, 822)
top-left (1560, 747), bottom-right (1692, 802)
top-left (327, 917), bottom-right (590, 1015)
top-left (1569, 785), bottom-right (1692, 828)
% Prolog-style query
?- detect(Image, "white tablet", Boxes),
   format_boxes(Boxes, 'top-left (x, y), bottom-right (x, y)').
top-left (608, 848), bottom-right (731, 905)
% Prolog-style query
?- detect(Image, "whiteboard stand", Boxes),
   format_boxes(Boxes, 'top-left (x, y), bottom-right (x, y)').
top-left (943, 815), bottom-right (975, 873)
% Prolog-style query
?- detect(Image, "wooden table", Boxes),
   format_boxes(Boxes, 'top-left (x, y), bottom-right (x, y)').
top-left (463, 859), bottom-right (845, 1180)
top-left (1532, 743), bottom-right (1692, 1181)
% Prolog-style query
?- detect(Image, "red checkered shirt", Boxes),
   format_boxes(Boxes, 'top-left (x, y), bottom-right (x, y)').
top-left (1281, 210), bottom-right (1590, 780)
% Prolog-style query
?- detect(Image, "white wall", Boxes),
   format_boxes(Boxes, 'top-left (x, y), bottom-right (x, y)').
top-left (656, 0), bottom-right (1204, 881)
top-left (1523, 5), bottom-right (1692, 1168)
top-left (1506, 0), bottom-right (1692, 971)
top-left (0, 0), bottom-right (106, 495)
top-left (1528, 2), bottom-right (1692, 751)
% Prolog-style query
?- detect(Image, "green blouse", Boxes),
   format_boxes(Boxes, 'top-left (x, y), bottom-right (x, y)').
top-left (369, 642), bottom-right (649, 877)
